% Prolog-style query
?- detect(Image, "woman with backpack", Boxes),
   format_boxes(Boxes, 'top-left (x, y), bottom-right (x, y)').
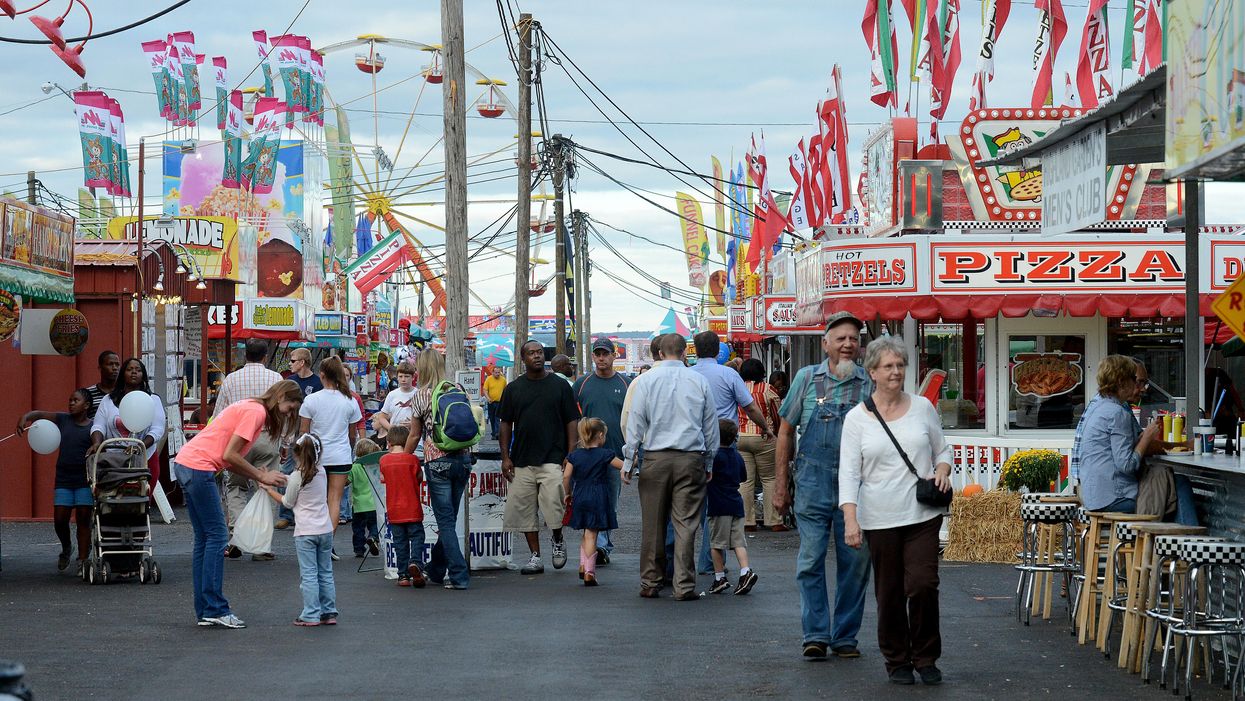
top-left (403, 348), bottom-right (476, 589)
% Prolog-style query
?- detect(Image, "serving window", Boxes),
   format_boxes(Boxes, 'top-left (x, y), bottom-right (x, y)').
top-left (917, 321), bottom-right (986, 430)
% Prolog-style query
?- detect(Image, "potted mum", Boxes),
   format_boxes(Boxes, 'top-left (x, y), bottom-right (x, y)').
top-left (1000, 449), bottom-right (1064, 494)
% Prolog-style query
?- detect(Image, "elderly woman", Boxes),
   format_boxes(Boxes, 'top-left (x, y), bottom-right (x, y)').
top-left (839, 336), bottom-right (952, 686)
top-left (1074, 354), bottom-right (1161, 513)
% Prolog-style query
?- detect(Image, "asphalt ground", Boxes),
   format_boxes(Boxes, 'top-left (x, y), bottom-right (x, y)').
top-left (0, 481), bottom-right (1234, 701)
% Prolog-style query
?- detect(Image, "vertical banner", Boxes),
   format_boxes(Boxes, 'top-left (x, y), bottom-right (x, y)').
top-left (142, 40), bottom-right (172, 120)
top-left (253, 30), bottom-right (274, 97)
top-left (711, 156), bottom-right (726, 255)
top-left (676, 192), bottom-right (710, 288)
top-left (968, 0), bottom-right (1013, 110)
top-left (222, 90), bottom-right (244, 188)
top-left (212, 56), bottom-right (228, 130)
top-left (74, 91), bottom-right (112, 190)
top-left (1074, 0), bottom-right (1113, 110)
top-left (171, 31), bottom-right (201, 112)
top-left (270, 35), bottom-right (304, 127)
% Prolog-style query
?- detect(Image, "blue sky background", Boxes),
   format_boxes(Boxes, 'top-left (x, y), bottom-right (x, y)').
top-left (0, 0), bottom-right (1239, 331)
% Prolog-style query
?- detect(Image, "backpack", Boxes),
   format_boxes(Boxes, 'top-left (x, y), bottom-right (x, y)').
top-left (431, 381), bottom-right (483, 451)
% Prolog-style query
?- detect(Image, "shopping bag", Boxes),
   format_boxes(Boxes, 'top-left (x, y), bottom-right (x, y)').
top-left (152, 481), bottom-right (176, 523)
top-left (230, 490), bottom-right (275, 554)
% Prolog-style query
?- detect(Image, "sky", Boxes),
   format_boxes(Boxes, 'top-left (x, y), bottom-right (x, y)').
top-left (1, 0), bottom-right (1242, 334)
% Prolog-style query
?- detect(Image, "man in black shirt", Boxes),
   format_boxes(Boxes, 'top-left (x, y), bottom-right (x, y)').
top-left (85, 350), bottom-right (120, 418)
top-left (500, 340), bottom-right (581, 574)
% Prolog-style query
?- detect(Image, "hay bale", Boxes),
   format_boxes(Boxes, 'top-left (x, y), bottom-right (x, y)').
top-left (943, 488), bottom-right (1023, 564)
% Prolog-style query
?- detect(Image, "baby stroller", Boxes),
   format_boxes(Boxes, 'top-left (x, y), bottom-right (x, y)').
top-left (83, 437), bottom-right (162, 585)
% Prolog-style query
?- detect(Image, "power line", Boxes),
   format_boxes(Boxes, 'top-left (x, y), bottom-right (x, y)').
top-left (0, 0), bottom-right (194, 44)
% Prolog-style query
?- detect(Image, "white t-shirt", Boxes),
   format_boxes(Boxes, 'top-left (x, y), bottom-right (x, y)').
top-left (298, 389), bottom-right (362, 466)
top-left (377, 386), bottom-right (417, 438)
top-left (837, 394), bottom-right (954, 531)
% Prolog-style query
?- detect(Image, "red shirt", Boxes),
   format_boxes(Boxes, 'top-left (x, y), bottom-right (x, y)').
top-left (380, 452), bottom-right (424, 524)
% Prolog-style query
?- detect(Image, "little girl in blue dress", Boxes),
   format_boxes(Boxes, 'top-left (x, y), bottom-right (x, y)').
top-left (562, 418), bottom-right (623, 586)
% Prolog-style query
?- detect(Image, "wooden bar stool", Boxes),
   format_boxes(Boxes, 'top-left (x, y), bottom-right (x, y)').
top-left (1098, 517), bottom-right (1161, 654)
top-left (1117, 523), bottom-right (1206, 672)
top-left (1077, 511), bottom-right (1157, 646)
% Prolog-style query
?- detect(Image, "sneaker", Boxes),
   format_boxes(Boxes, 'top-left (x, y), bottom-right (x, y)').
top-left (520, 555), bottom-right (544, 575)
top-left (57, 551), bottom-right (70, 571)
top-left (293, 618), bottom-right (320, 627)
top-left (251, 553), bottom-right (276, 561)
top-left (551, 540), bottom-right (568, 569)
top-left (203, 614), bottom-right (246, 629)
top-left (196, 618), bottom-right (215, 627)
top-left (889, 665), bottom-right (916, 685)
top-left (75, 560), bottom-right (85, 578)
top-left (583, 572), bottom-right (598, 587)
top-left (397, 576), bottom-right (412, 587)
top-left (831, 645), bottom-right (861, 658)
top-left (320, 613), bottom-right (338, 625)
top-left (274, 519), bottom-right (291, 530)
top-left (407, 563), bottom-right (426, 588)
top-left (330, 549), bottom-right (340, 562)
top-left (338, 517), bottom-right (349, 525)
top-left (708, 577), bottom-right (732, 595)
top-left (596, 547), bottom-right (610, 566)
top-left (354, 552), bottom-right (366, 559)
top-left (444, 582), bottom-right (468, 590)
top-left (366, 536), bottom-right (380, 556)
top-left (916, 665), bottom-right (942, 685)
top-left (735, 571), bottom-right (759, 596)
top-left (224, 545), bottom-right (242, 559)
top-left (802, 641), bottom-right (828, 659)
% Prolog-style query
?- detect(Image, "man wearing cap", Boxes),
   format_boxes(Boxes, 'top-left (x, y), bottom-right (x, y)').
top-left (773, 311), bottom-right (873, 661)
top-left (572, 337), bottom-right (632, 563)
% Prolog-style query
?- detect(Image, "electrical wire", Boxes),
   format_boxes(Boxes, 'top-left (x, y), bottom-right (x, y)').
top-left (0, 0), bottom-right (194, 43)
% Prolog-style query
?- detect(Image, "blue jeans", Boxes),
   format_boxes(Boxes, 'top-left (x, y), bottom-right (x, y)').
top-left (1174, 475), bottom-right (1199, 526)
top-left (175, 463), bottom-right (231, 620)
top-left (294, 532), bottom-right (337, 622)
top-left (351, 510), bottom-right (379, 554)
top-left (793, 400), bottom-right (871, 649)
top-left (487, 401), bottom-right (501, 438)
top-left (340, 484), bottom-right (353, 522)
top-left (1102, 496), bottom-right (1137, 513)
top-left (425, 453), bottom-right (470, 588)
top-left (391, 522), bottom-right (427, 575)
top-left (278, 452), bottom-right (296, 524)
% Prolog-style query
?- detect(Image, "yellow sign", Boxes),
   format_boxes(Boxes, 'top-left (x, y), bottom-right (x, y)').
top-left (1211, 273), bottom-right (1245, 344)
top-left (106, 215), bottom-right (241, 281)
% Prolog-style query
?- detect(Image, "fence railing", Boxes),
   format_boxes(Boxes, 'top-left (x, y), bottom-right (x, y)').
top-left (945, 434), bottom-right (1074, 491)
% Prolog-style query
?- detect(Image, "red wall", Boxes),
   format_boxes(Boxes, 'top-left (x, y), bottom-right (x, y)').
top-left (0, 296), bottom-right (131, 519)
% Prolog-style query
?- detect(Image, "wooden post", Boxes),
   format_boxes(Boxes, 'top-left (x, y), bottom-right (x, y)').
top-left (442, 0), bottom-right (468, 375)
top-left (25, 171), bottom-right (35, 205)
top-left (513, 13), bottom-right (533, 373)
top-left (135, 140), bottom-right (145, 359)
top-left (580, 211), bottom-right (591, 369)
top-left (552, 134), bottom-right (567, 356)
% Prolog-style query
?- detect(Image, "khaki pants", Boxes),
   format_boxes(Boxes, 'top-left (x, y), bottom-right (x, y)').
top-left (223, 432), bottom-right (280, 530)
top-left (737, 434), bottom-right (778, 527)
top-left (638, 450), bottom-right (706, 597)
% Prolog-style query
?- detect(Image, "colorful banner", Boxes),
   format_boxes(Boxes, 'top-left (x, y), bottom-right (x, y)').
top-left (863, 0), bottom-right (900, 108)
top-left (342, 229), bottom-right (413, 297)
top-left (1074, 0), bottom-right (1113, 110)
top-left (1031, 0), bottom-right (1067, 109)
top-left (969, 0), bottom-right (1012, 110)
top-left (164, 139), bottom-right (309, 299)
top-left (222, 90), bottom-right (244, 188)
top-left (142, 40), bottom-right (173, 120)
top-left (105, 215), bottom-right (241, 281)
top-left (1166, 0), bottom-right (1245, 178)
top-left (212, 56), bottom-right (228, 130)
top-left (0, 198), bottom-right (75, 303)
top-left (675, 192), bottom-right (710, 288)
top-left (270, 35), bottom-right (305, 126)
top-left (242, 97), bottom-right (283, 195)
top-left (74, 91), bottom-right (112, 190)
top-left (711, 156), bottom-right (726, 255)
top-left (326, 106), bottom-right (355, 262)
top-left (253, 29), bottom-right (274, 97)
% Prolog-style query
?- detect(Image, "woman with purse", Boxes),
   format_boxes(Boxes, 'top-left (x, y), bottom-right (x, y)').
top-left (839, 336), bottom-right (953, 686)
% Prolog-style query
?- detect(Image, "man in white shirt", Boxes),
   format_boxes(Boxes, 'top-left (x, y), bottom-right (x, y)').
top-left (215, 339), bottom-right (283, 560)
top-left (623, 333), bottom-right (719, 601)
top-left (372, 362), bottom-right (416, 446)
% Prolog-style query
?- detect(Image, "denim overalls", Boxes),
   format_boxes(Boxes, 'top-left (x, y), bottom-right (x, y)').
top-left (793, 372), bottom-right (872, 649)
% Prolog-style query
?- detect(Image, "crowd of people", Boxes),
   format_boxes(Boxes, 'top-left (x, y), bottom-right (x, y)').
top-left (19, 318), bottom-right (957, 685)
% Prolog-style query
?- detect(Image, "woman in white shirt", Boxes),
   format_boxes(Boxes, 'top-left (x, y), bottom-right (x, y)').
top-left (839, 336), bottom-right (952, 686)
top-left (90, 357), bottom-right (167, 482)
top-left (298, 356), bottom-right (361, 532)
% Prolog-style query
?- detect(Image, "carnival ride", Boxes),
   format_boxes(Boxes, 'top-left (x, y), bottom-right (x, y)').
top-left (317, 34), bottom-right (553, 319)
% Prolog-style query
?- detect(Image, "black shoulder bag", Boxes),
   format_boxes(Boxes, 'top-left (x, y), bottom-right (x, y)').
top-left (863, 396), bottom-right (952, 508)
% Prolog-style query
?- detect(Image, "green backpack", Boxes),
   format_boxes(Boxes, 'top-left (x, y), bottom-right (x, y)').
top-left (430, 381), bottom-right (484, 451)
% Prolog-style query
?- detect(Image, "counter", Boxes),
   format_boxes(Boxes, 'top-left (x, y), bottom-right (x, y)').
top-left (1153, 453), bottom-right (1245, 541)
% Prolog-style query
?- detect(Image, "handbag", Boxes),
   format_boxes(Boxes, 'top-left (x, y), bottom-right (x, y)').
top-left (863, 396), bottom-right (952, 508)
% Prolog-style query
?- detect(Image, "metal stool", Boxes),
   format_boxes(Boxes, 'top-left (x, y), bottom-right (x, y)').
top-left (1164, 540), bottom-right (1245, 699)
top-left (1016, 501), bottom-right (1078, 625)
top-left (1142, 534), bottom-right (1223, 686)
top-left (1118, 523), bottom-right (1207, 672)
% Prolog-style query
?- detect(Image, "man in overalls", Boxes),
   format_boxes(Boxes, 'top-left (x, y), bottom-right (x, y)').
top-left (774, 311), bottom-right (873, 660)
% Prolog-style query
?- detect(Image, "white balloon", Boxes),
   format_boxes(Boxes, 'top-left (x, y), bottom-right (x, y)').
top-left (27, 419), bottom-right (60, 455)
top-left (119, 391), bottom-right (154, 434)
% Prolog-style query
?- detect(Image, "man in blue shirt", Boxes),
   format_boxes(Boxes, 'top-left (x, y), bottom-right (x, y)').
top-left (688, 331), bottom-right (773, 573)
top-left (623, 333), bottom-right (718, 601)
top-left (773, 312), bottom-right (873, 661)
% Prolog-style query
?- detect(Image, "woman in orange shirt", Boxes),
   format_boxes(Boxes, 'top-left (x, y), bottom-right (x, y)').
top-left (738, 359), bottom-right (783, 531)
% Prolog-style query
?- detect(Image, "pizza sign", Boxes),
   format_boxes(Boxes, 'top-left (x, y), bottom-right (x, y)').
top-left (931, 240), bottom-right (1184, 292)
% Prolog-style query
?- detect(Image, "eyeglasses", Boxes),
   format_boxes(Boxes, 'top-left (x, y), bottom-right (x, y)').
top-left (1135, 377), bottom-right (1149, 388)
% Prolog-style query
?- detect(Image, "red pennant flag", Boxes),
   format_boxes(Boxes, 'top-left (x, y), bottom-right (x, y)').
top-left (1074, 0), bottom-right (1113, 110)
top-left (1031, 0), bottom-right (1068, 109)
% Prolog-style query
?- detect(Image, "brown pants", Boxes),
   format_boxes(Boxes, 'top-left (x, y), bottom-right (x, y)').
top-left (737, 434), bottom-right (778, 526)
top-left (638, 450), bottom-right (706, 597)
top-left (864, 516), bottom-right (942, 673)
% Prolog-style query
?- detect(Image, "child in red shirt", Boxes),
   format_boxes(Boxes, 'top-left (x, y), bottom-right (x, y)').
top-left (379, 425), bottom-right (426, 587)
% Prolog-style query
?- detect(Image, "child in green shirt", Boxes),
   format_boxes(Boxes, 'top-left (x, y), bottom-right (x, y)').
top-left (350, 438), bottom-right (382, 557)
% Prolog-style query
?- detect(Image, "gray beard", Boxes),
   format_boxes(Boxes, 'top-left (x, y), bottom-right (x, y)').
top-left (831, 359), bottom-right (857, 379)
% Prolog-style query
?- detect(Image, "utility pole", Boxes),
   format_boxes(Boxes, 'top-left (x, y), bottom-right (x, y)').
top-left (551, 134), bottom-right (567, 356)
top-left (513, 12), bottom-right (533, 372)
top-left (25, 171), bottom-right (36, 205)
top-left (442, 0), bottom-right (468, 375)
top-left (571, 210), bottom-right (585, 370)
top-left (581, 212), bottom-right (592, 369)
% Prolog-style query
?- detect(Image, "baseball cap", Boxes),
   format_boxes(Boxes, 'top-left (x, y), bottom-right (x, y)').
top-left (591, 337), bottom-right (616, 353)
top-left (825, 311), bottom-right (864, 331)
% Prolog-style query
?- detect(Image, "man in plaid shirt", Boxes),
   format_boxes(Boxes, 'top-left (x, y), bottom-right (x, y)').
top-left (215, 339), bottom-right (283, 559)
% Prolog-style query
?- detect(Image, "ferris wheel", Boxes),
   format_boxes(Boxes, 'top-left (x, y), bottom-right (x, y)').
top-left (316, 34), bottom-right (554, 317)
